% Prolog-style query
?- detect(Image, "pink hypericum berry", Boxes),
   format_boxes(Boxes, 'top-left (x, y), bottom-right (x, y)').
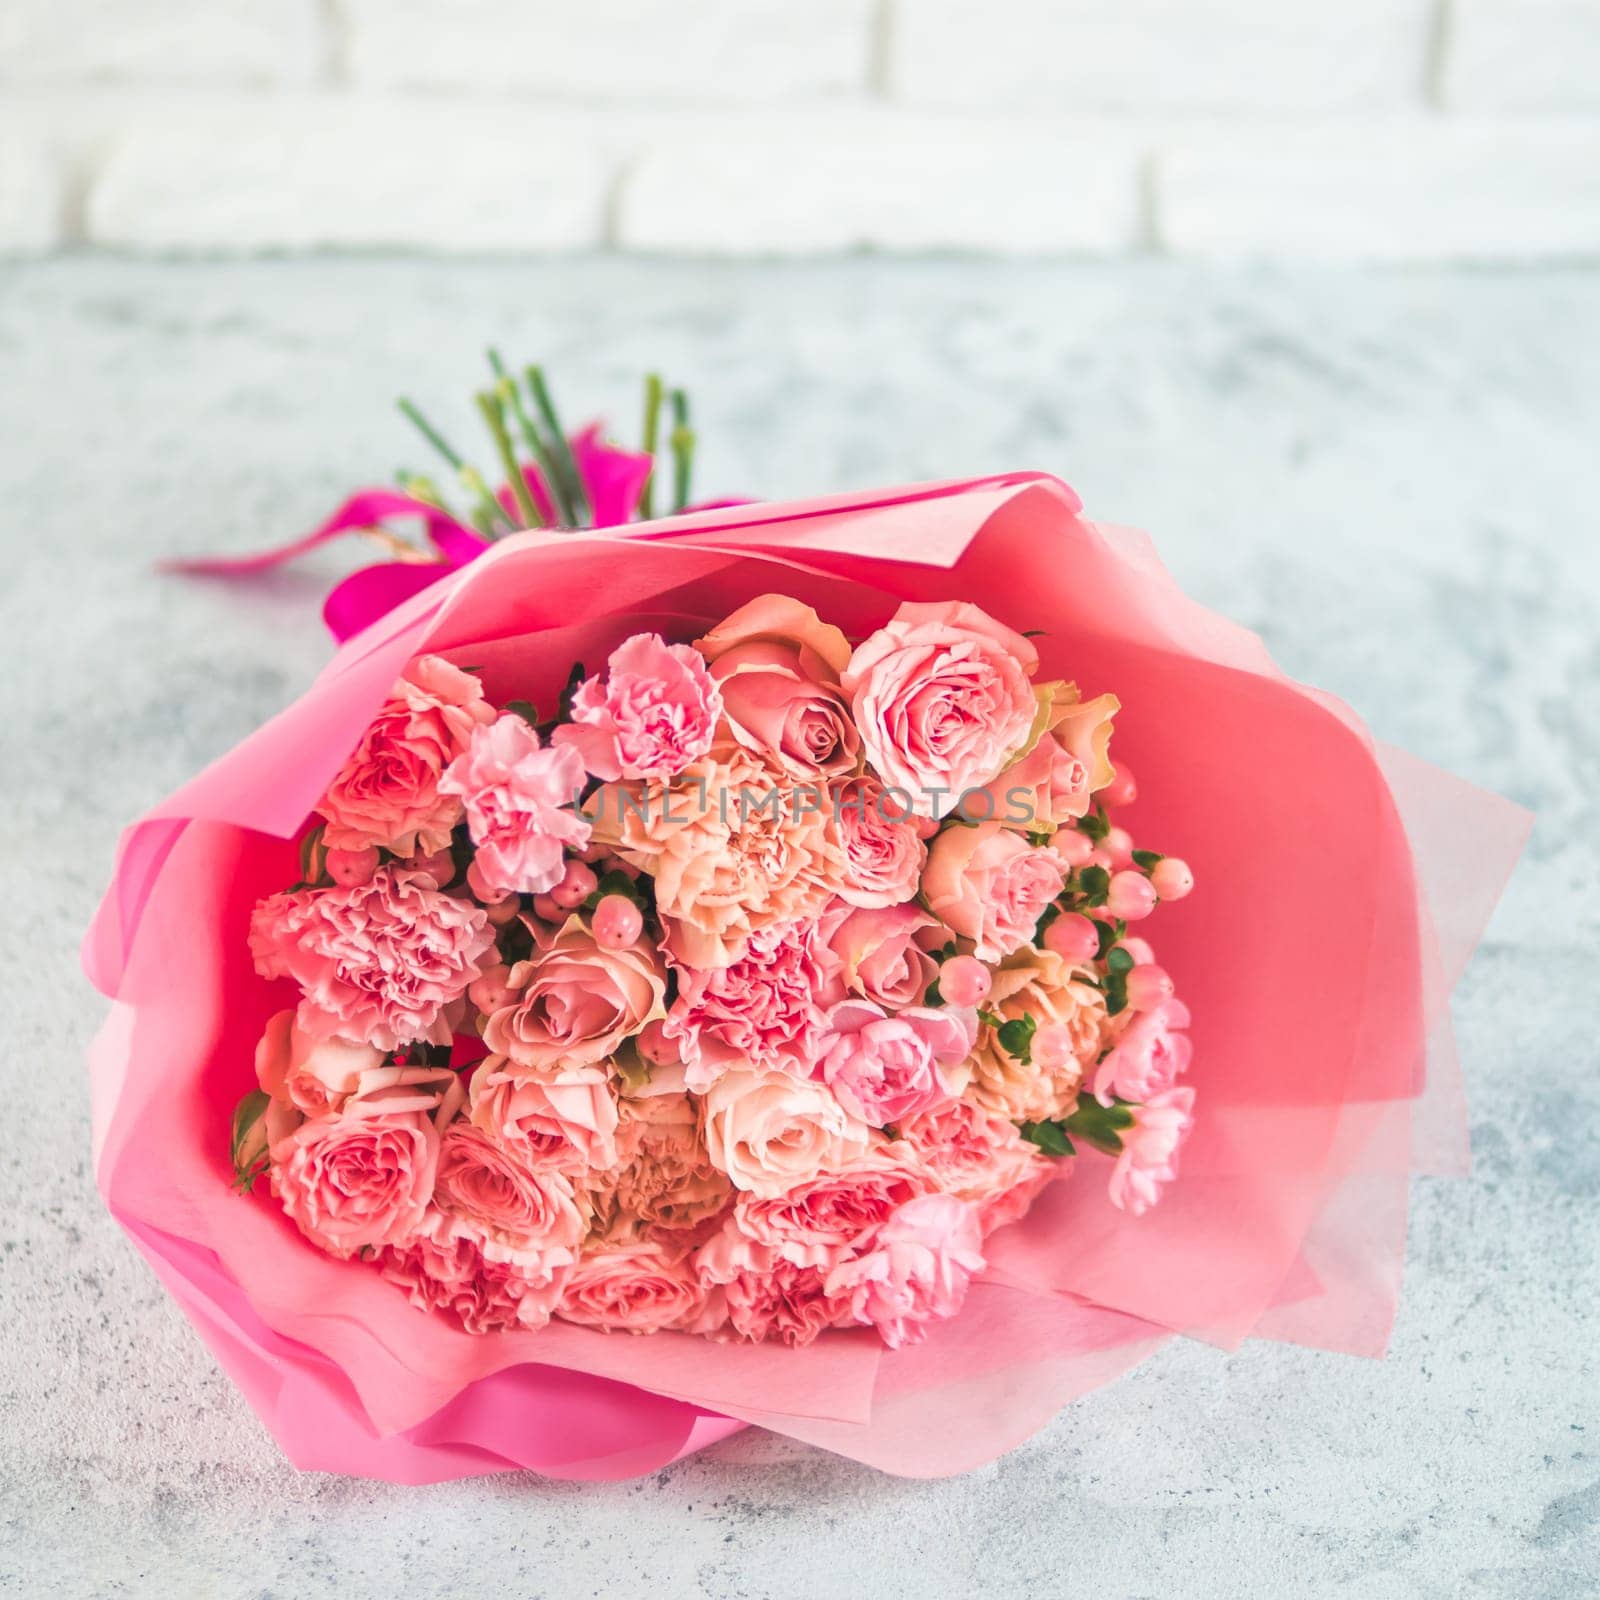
top-left (939, 955), bottom-right (992, 1007)
top-left (1125, 964), bottom-right (1175, 1011)
top-left (1099, 762), bottom-right (1137, 808)
top-left (1107, 870), bottom-right (1158, 922)
top-left (1088, 847), bottom-right (1114, 871)
top-left (483, 895), bottom-right (522, 926)
top-left (324, 845), bottom-right (379, 887)
top-left (531, 893), bottom-right (562, 922)
top-left (550, 859), bottom-right (598, 909)
top-left (468, 963), bottom-right (519, 1014)
top-left (1120, 935), bottom-right (1155, 966)
top-left (1043, 911), bottom-right (1099, 964)
top-left (1054, 828), bottom-right (1095, 868)
top-left (1150, 857), bottom-right (1195, 901)
top-left (635, 1018), bottom-right (679, 1066)
top-left (407, 845), bottom-right (456, 886)
top-left (1102, 826), bottom-right (1134, 870)
top-left (593, 894), bottom-right (644, 950)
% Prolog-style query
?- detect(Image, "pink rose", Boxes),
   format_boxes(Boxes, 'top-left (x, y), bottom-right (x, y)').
top-left (432, 1121), bottom-right (586, 1264)
top-left (438, 713), bottom-right (590, 899)
top-left (381, 1213), bottom-right (568, 1334)
top-left (468, 1056), bottom-right (621, 1172)
top-left (825, 1193), bottom-right (985, 1349)
top-left (702, 1068), bottom-right (872, 1197)
top-left (250, 866), bottom-right (495, 1051)
top-left (815, 999), bottom-right (975, 1128)
top-left (830, 775), bottom-right (929, 908)
top-left (317, 655), bottom-right (493, 854)
top-left (482, 916), bottom-right (667, 1072)
top-left (554, 632), bottom-right (722, 781)
top-left (899, 1099), bottom-right (1056, 1234)
top-left (842, 601), bottom-right (1038, 818)
top-left (973, 684), bottom-right (1119, 831)
top-left (267, 1065), bottom-right (462, 1258)
top-left (1107, 1086), bottom-right (1195, 1216)
top-left (254, 1008), bottom-right (383, 1118)
top-left (922, 820), bottom-right (1067, 961)
top-left (693, 1225), bottom-right (855, 1347)
top-left (556, 1236), bottom-right (709, 1334)
top-left (697, 595), bottom-right (860, 780)
top-left (1092, 998), bottom-right (1192, 1107)
top-left (736, 1147), bottom-right (931, 1269)
top-left (821, 900), bottom-right (940, 1011)
top-left (664, 919), bottom-right (840, 1090)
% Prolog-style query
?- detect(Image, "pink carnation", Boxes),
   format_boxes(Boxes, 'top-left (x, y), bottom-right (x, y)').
top-left (922, 820), bottom-right (1068, 961)
top-left (664, 919), bottom-right (840, 1090)
top-left (831, 775), bottom-right (929, 908)
top-left (439, 713), bottom-right (590, 899)
top-left (381, 1213), bottom-right (569, 1334)
top-left (317, 655), bottom-right (493, 854)
top-left (898, 1099), bottom-right (1057, 1234)
top-left (1107, 1086), bottom-right (1195, 1216)
top-left (554, 632), bottom-right (722, 781)
top-left (694, 1225), bottom-right (856, 1347)
top-left (1092, 998), bottom-right (1192, 1107)
top-left (815, 998), bottom-right (975, 1129)
top-left (250, 867), bottom-right (495, 1051)
top-left (557, 1236), bottom-right (709, 1334)
top-left (842, 601), bottom-right (1038, 818)
top-left (825, 1193), bottom-right (985, 1349)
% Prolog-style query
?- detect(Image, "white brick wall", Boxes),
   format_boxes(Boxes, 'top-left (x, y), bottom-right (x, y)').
top-left (0, 0), bottom-right (1597, 259)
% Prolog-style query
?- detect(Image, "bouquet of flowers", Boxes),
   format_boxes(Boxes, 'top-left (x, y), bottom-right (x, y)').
top-left (86, 366), bottom-right (1529, 1481)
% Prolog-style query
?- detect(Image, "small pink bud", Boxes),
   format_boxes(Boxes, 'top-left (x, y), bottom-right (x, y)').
top-left (1125, 964), bottom-right (1175, 1011)
top-left (1054, 827), bottom-right (1095, 868)
top-left (1102, 826), bottom-right (1134, 870)
top-left (1043, 911), bottom-right (1099, 965)
top-left (1150, 857), bottom-right (1194, 901)
top-left (531, 893), bottom-right (562, 922)
top-left (324, 845), bottom-right (379, 887)
top-left (550, 859), bottom-right (598, 909)
top-left (939, 955), bottom-right (992, 1006)
top-left (483, 895), bottom-right (522, 926)
top-left (1099, 762), bottom-right (1137, 808)
top-left (593, 893), bottom-right (643, 950)
top-left (1106, 870), bottom-right (1158, 921)
top-left (468, 963), bottom-right (518, 1014)
top-left (1120, 936), bottom-right (1155, 966)
top-left (636, 1019), bottom-right (679, 1067)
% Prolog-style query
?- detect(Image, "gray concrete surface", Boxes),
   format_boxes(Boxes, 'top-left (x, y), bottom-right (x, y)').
top-left (1, 258), bottom-right (1595, 1599)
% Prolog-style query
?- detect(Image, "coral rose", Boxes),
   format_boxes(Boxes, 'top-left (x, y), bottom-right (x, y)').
top-left (557, 1235), bottom-right (709, 1334)
top-left (432, 1121), bottom-right (585, 1265)
top-left (253, 1008), bottom-right (383, 1118)
top-left (701, 1068), bottom-right (872, 1198)
top-left (922, 820), bottom-right (1068, 961)
top-left (468, 1056), bottom-right (621, 1173)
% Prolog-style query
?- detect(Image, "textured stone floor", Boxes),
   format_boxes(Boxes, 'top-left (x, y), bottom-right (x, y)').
top-left (0, 258), bottom-right (1595, 1598)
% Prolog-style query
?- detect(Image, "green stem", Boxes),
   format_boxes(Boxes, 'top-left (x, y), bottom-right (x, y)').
top-left (669, 387), bottom-right (694, 513)
top-left (397, 397), bottom-right (505, 533)
top-left (489, 352), bottom-right (574, 525)
top-left (640, 371), bottom-right (664, 519)
top-left (476, 388), bottom-right (543, 529)
top-left (525, 365), bottom-right (590, 527)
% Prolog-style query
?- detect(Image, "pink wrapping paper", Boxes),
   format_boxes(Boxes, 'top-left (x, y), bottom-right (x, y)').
top-left (85, 474), bottom-right (1530, 1480)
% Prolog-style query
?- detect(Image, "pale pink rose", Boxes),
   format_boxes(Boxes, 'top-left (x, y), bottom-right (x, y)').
top-left (664, 919), bottom-right (840, 1090)
top-left (842, 601), bottom-right (1039, 818)
top-left (587, 749), bottom-right (846, 969)
top-left (253, 1008), bottom-right (383, 1118)
top-left (380, 1211), bottom-right (569, 1334)
top-left (438, 713), bottom-right (591, 899)
top-left (694, 1225), bottom-right (856, 1347)
top-left (468, 1055), bottom-right (621, 1172)
top-left (1107, 1086), bottom-right (1195, 1216)
top-left (821, 899), bottom-right (940, 1011)
top-left (250, 866), bottom-right (495, 1051)
top-left (830, 775), bottom-right (929, 908)
top-left (554, 632), bottom-right (722, 781)
top-left (556, 1235), bottom-right (709, 1333)
top-left (702, 1068), bottom-right (872, 1198)
top-left (267, 1066), bottom-right (461, 1258)
top-left (583, 1092), bottom-right (733, 1240)
top-left (825, 1193), bottom-right (985, 1349)
top-left (969, 683), bottom-right (1119, 831)
top-left (697, 595), bottom-right (860, 780)
top-left (816, 999), bottom-right (975, 1129)
top-left (432, 1121), bottom-right (586, 1263)
top-left (1092, 998), bottom-right (1192, 1107)
top-left (482, 916), bottom-right (667, 1072)
top-left (317, 655), bottom-right (493, 854)
top-left (922, 820), bottom-right (1067, 961)
top-left (735, 1146), bottom-right (931, 1270)
top-left (899, 1099), bottom-right (1057, 1234)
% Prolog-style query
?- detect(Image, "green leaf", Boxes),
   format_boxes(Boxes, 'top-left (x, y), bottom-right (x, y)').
top-left (996, 1012), bottom-right (1037, 1064)
top-left (977, 1008), bottom-right (1005, 1030)
top-left (297, 823), bottom-right (326, 885)
top-left (1076, 864), bottom-right (1110, 905)
top-left (923, 979), bottom-right (945, 1007)
top-left (1019, 1120), bottom-right (1075, 1157)
top-left (1078, 809), bottom-right (1110, 843)
top-left (1131, 848), bottom-right (1163, 871)
top-left (1094, 918), bottom-right (1118, 961)
top-left (230, 1089), bottom-right (271, 1193)
top-left (1063, 1096), bottom-right (1136, 1155)
top-left (504, 698), bottom-right (541, 725)
top-left (557, 661), bottom-right (586, 722)
top-left (1106, 946), bottom-right (1134, 975)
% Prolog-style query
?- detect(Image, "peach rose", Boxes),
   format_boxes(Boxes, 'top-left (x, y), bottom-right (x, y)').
top-left (698, 595), bottom-right (861, 780)
top-left (468, 1055), bottom-right (621, 1172)
top-left (974, 682), bottom-right (1119, 831)
top-left (702, 1068), bottom-right (872, 1198)
top-left (556, 1235), bottom-right (709, 1334)
top-left (267, 1065), bottom-right (462, 1258)
top-left (482, 915), bottom-right (667, 1071)
top-left (821, 899), bottom-right (940, 1011)
top-left (830, 775), bottom-right (929, 908)
top-left (922, 820), bottom-right (1068, 961)
top-left (432, 1121), bottom-right (586, 1265)
top-left (381, 1211), bottom-right (569, 1334)
top-left (317, 655), bottom-right (494, 854)
top-left (963, 946), bottom-right (1113, 1122)
top-left (254, 1008), bottom-right (383, 1118)
top-left (842, 601), bottom-right (1038, 818)
top-left (587, 749), bottom-right (846, 969)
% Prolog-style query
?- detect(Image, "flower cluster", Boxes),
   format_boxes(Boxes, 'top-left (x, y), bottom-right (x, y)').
top-left (236, 596), bottom-right (1196, 1349)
